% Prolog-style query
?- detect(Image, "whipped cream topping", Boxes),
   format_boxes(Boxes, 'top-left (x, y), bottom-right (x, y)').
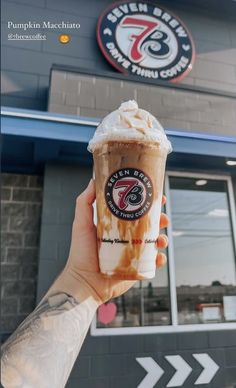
top-left (88, 100), bottom-right (172, 153)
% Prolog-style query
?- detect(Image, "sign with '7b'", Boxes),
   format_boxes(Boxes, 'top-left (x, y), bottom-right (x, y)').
top-left (97, 1), bottom-right (195, 82)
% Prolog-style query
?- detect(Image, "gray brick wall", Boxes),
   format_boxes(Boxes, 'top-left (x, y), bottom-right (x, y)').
top-left (37, 163), bottom-right (92, 299)
top-left (1, 173), bottom-right (43, 336)
top-left (37, 163), bottom-right (236, 388)
top-left (2, 0), bottom-right (236, 110)
top-left (49, 70), bottom-right (236, 137)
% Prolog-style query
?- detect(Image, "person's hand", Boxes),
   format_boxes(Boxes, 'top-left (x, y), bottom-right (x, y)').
top-left (65, 179), bottom-right (169, 305)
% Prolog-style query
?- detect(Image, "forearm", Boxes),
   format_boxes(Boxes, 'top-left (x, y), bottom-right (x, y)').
top-left (1, 269), bottom-right (99, 388)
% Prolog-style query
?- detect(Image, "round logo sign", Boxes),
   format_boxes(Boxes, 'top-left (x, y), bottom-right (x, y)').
top-left (97, 1), bottom-right (195, 82)
top-left (105, 168), bottom-right (153, 220)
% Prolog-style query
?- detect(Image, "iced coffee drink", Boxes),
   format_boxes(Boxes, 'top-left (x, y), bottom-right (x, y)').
top-left (88, 101), bottom-right (172, 280)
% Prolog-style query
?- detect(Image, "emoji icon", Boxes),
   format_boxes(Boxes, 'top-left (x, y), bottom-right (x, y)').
top-left (58, 34), bottom-right (71, 44)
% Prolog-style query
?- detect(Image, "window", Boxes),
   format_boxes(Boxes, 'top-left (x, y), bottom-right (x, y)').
top-left (170, 176), bottom-right (236, 325)
top-left (92, 173), bottom-right (236, 335)
top-left (96, 267), bottom-right (171, 329)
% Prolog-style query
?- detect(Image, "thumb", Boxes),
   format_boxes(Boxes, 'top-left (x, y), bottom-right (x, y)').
top-left (73, 179), bottom-right (96, 232)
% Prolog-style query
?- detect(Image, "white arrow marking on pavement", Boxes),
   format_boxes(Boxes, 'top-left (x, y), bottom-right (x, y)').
top-left (165, 355), bottom-right (192, 387)
top-left (193, 353), bottom-right (219, 385)
top-left (136, 357), bottom-right (164, 388)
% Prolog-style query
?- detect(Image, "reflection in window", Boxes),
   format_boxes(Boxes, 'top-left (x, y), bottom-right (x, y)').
top-left (142, 264), bottom-right (171, 326)
top-left (170, 177), bottom-right (236, 324)
top-left (97, 283), bottom-right (142, 328)
top-left (97, 252), bottom-right (171, 328)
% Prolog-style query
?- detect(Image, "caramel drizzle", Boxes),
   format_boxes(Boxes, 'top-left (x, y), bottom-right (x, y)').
top-left (96, 189), bottom-right (151, 278)
top-left (96, 192), bottom-right (112, 251)
top-left (114, 215), bottom-right (151, 278)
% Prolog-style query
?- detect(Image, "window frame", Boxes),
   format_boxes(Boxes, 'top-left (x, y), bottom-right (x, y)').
top-left (91, 172), bottom-right (236, 336)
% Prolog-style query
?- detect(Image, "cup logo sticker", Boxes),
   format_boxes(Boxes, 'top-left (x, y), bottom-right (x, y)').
top-left (105, 168), bottom-right (153, 220)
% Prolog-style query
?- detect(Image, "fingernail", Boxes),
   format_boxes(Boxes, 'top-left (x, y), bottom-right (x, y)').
top-left (88, 178), bottom-right (94, 188)
top-left (156, 253), bottom-right (167, 268)
top-left (84, 179), bottom-right (93, 194)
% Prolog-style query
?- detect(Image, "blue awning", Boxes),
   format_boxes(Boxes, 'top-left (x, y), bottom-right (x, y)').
top-left (2, 107), bottom-right (236, 173)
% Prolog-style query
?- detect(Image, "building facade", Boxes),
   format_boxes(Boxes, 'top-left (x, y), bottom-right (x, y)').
top-left (1, 0), bottom-right (236, 387)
